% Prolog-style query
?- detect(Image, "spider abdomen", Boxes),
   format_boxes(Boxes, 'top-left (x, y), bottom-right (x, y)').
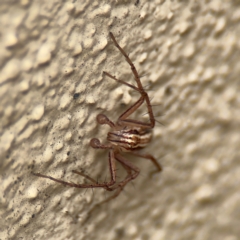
top-left (108, 128), bottom-right (152, 150)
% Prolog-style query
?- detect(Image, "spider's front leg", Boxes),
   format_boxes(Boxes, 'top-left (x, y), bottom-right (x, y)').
top-left (103, 71), bottom-right (152, 129)
top-left (104, 32), bottom-right (155, 129)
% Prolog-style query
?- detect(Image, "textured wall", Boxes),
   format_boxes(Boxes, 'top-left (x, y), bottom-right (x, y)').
top-left (1, 1), bottom-right (240, 240)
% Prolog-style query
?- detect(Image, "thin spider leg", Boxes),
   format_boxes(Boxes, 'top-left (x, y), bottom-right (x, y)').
top-left (109, 32), bottom-right (155, 128)
top-left (103, 71), bottom-right (152, 128)
top-left (113, 161), bottom-right (133, 190)
top-left (119, 96), bottom-right (156, 128)
top-left (103, 71), bottom-right (140, 92)
top-left (121, 161), bottom-right (132, 176)
top-left (104, 74), bottom-right (155, 128)
top-left (88, 158), bottom-right (132, 193)
top-left (143, 94), bottom-right (155, 128)
top-left (103, 71), bottom-right (153, 96)
top-left (93, 184), bottom-right (123, 206)
top-left (32, 172), bottom-right (112, 189)
top-left (101, 172), bottom-right (131, 192)
top-left (117, 95), bottom-right (155, 128)
top-left (89, 153), bottom-right (140, 208)
top-left (72, 170), bottom-right (98, 184)
top-left (130, 151), bottom-right (162, 172)
top-left (72, 169), bottom-right (117, 192)
top-left (110, 153), bottom-right (140, 190)
top-left (103, 71), bottom-right (150, 128)
top-left (155, 119), bottom-right (165, 127)
top-left (72, 170), bottom-right (112, 188)
top-left (141, 110), bottom-right (165, 126)
top-left (32, 150), bottom-right (117, 190)
top-left (109, 32), bottom-right (143, 91)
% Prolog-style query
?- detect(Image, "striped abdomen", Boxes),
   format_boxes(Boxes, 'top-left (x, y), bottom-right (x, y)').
top-left (107, 128), bottom-right (152, 151)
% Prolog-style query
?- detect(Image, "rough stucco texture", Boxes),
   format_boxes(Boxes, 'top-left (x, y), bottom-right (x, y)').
top-left (1, 0), bottom-right (240, 240)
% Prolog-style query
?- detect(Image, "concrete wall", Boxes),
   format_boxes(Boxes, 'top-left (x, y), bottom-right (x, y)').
top-left (1, 0), bottom-right (239, 239)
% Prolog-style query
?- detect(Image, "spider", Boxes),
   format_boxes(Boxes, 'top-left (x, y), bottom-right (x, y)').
top-left (33, 32), bottom-right (162, 204)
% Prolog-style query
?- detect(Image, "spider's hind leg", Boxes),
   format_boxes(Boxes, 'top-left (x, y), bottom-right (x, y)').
top-left (72, 170), bottom-right (113, 191)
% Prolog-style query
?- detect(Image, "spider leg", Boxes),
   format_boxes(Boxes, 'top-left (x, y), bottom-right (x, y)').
top-left (114, 153), bottom-right (140, 186)
top-left (98, 153), bottom-right (140, 204)
top-left (72, 170), bottom-right (97, 184)
top-left (120, 160), bottom-right (133, 176)
top-left (129, 151), bottom-right (162, 172)
top-left (109, 32), bottom-right (143, 91)
top-left (81, 153), bottom-right (141, 221)
top-left (106, 32), bottom-right (155, 128)
top-left (72, 170), bottom-right (113, 191)
top-left (32, 150), bottom-right (116, 189)
top-left (103, 71), bottom-right (140, 92)
top-left (103, 72), bottom-right (152, 129)
top-left (118, 96), bottom-right (152, 128)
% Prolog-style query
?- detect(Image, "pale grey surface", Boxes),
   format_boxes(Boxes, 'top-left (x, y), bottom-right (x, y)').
top-left (1, 1), bottom-right (240, 240)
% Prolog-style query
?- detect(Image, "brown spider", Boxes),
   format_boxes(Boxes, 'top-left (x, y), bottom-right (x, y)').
top-left (33, 32), bottom-right (162, 204)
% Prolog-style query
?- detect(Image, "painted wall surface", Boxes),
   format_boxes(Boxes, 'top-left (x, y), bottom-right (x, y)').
top-left (1, 1), bottom-right (240, 240)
